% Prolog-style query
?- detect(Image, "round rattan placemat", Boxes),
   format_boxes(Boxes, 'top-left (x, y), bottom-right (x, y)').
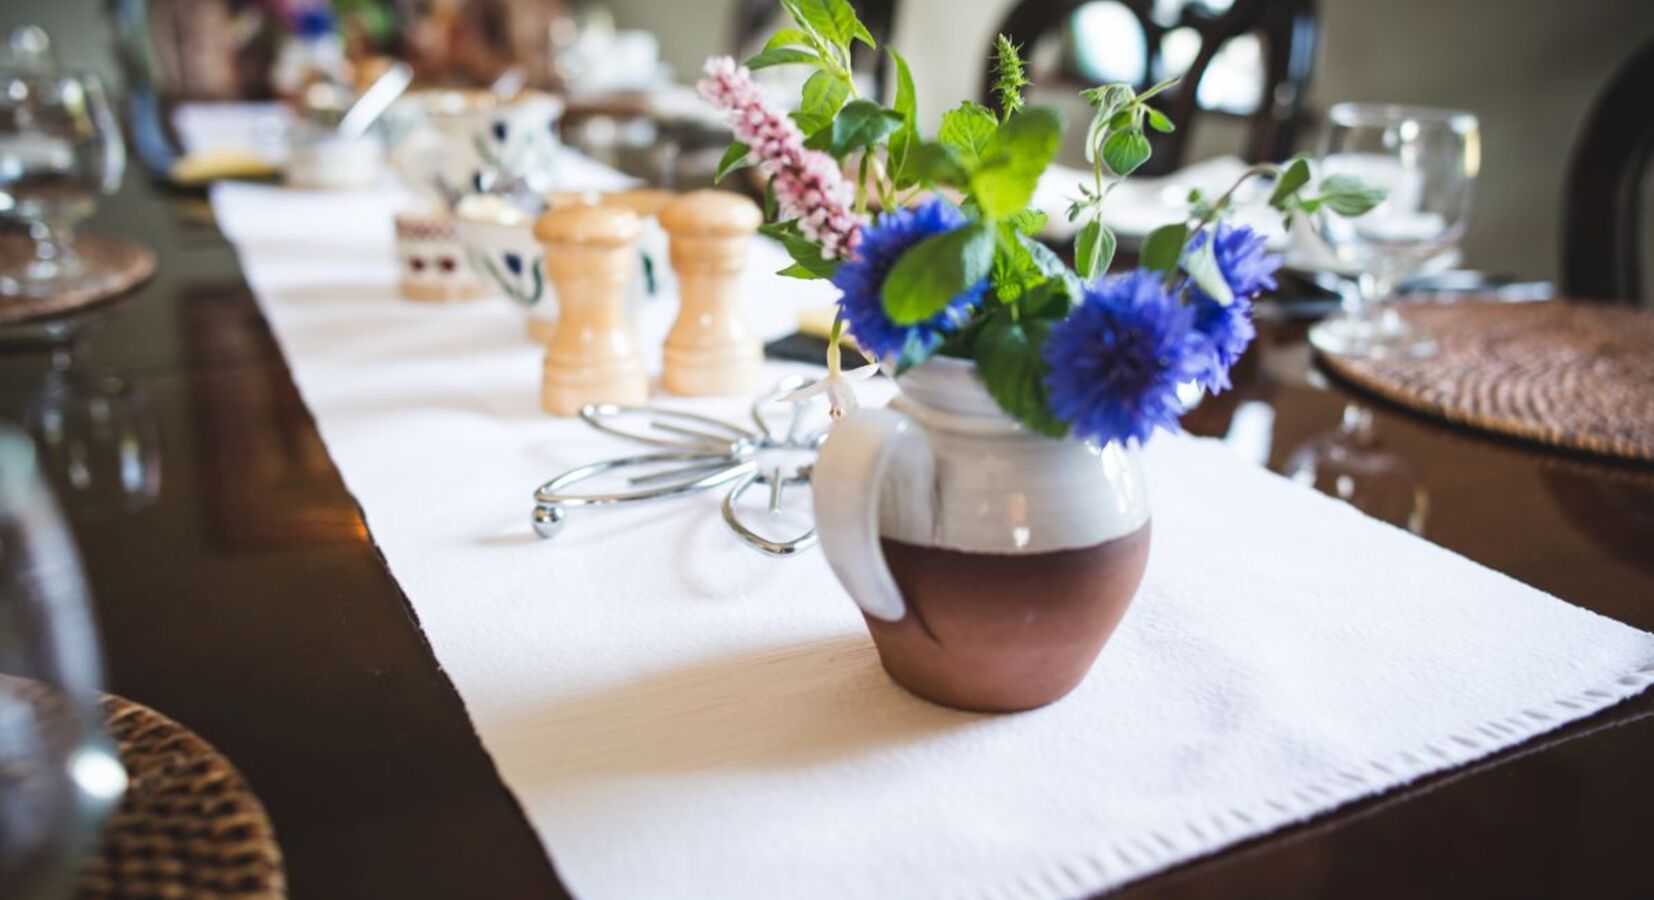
top-left (1318, 301), bottom-right (1654, 464)
top-left (0, 234), bottom-right (156, 327)
top-left (77, 695), bottom-right (286, 899)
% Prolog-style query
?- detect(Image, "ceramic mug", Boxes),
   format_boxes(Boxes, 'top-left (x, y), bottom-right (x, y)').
top-left (811, 356), bottom-right (1153, 712)
top-left (387, 90), bottom-right (563, 204)
top-left (394, 211), bottom-right (488, 303)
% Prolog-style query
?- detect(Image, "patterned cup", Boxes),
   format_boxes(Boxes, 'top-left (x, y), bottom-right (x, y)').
top-left (394, 211), bottom-right (488, 303)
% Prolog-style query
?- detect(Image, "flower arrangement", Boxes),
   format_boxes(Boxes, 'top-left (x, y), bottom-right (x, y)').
top-left (699, 0), bottom-right (1383, 446)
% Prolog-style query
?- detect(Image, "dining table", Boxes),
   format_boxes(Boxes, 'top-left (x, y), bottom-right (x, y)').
top-left (1, 153), bottom-right (1651, 900)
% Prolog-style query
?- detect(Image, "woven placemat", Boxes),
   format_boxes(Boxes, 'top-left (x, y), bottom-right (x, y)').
top-left (0, 234), bottom-right (156, 327)
top-left (77, 695), bottom-right (286, 899)
top-left (1318, 301), bottom-right (1654, 463)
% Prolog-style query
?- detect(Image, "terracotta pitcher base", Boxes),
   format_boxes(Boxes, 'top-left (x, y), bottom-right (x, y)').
top-left (865, 524), bottom-right (1152, 713)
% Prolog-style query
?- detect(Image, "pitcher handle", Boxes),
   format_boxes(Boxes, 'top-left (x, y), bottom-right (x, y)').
top-left (811, 407), bottom-right (930, 622)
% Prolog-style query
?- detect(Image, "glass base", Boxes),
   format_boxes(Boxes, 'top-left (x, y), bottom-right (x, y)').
top-left (0, 240), bottom-right (86, 299)
top-left (1308, 306), bottom-right (1436, 360)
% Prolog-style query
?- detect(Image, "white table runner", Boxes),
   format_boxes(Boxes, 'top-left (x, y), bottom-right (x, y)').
top-left (209, 166), bottom-right (1653, 899)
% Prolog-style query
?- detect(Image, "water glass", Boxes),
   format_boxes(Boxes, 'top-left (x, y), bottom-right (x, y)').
top-left (1308, 103), bottom-right (1480, 359)
top-left (0, 68), bottom-right (126, 298)
top-left (0, 426), bottom-right (124, 898)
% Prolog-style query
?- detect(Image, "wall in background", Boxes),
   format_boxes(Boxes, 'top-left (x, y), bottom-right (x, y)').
top-left (3, 0), bottom-right (1649, 289)
top-left (610, 0), bottom-right (1653, 287)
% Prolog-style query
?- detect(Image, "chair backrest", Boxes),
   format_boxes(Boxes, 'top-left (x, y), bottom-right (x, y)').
top-left (984, 0), bottom-right (1317, 176)
top-left (1561, 37), bottom-right (1654, 304)
top-left (730, 0), bottom-right (900, 100)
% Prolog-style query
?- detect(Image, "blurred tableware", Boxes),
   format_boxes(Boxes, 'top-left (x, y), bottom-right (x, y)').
top-left (0, 427), bottom-right (125, 899)
top-left (455, 189), bottom-right (669, 342)
top-left (1284, 405), bottom-right (1428, 534)
top-left (25, 358), bottom-right (162, 521)
top-left (0, 69), bottom-right (126, 299)
top-left (2, 26), bottom-right (56, 73)
top-left (336, 61), bottom-right (413, 141)
top-left (453, 194), bottom-right (555, 340)
top-left (283, 122), bottom-right (381, 190)
top-left (1307, 104), bottom-right (1480, 359)
top-left (395, 210), bottom-right (488, 303)
top-left (386, 90), bottom-right (564, 207)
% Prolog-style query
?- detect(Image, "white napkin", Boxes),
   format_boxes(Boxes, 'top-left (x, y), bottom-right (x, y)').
top-left (211, 166), bottom-right (1652, 900)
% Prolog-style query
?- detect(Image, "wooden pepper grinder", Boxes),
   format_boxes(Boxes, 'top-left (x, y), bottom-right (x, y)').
top-left (533, 204), bottom-right (649, 416)
top-left (658, 190), bottom-right (764, 396)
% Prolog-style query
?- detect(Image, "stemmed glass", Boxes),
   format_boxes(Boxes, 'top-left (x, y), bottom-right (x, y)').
top-left (1308, 103), bottom-right (1480, 359)
top-left (0, 68), bottom-right (126, 298)
top-left (0, 426), bottom-right (125, 899)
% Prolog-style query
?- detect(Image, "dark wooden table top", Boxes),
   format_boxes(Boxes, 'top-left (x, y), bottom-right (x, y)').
top-left (2, 175), bottom-right (1650, 900)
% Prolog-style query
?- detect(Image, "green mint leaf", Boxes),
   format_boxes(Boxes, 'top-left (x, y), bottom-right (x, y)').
top-left (881, 221), bottom-right (994, 325)
top-left (715, 142), bottom-right (750, 183)
top-left (1006, 208), bottom-right (1048, 235)
top-left (1268, 156), bottom-right (1311, 209)
top-left (761, 177), bottom-right (777, 218)
top-left (1145, 107), bottom-right (1175, 133)
top-left (777, 262), bottom-right (826, 280)
top-left (1075, 218), bottom-right (1117, 280)
top-left (971, 106), bottom-right (1063, 219)
top-left (1020, 278), bottom-right (1075, 319)
top-left (1183, 230), bottom-right (1234, 305)
top-left (938, 101), bottom-right (997, 168)
top-left (785, 0), bottom-right (860, 50)
top-left (1101, 129), bottom-right (1151, 177)
top-left (974, 316), bottom-right (1067, 437)
top-left (793, 69), bottom-right (849, 136)
top-left (745, 46), bottom-right (821, 71)
top-left (887, 48), bottom-right (918, 182)
top-left (764, 28), bottom-right (813, 51)
top-left (904, 141), bottom-right (970, 187)
top-left (762, 221), bottom-right (840, 279)
top-left (1318, 174), bottom-right (1387, 216)
top-left (1083, 83), bottom-right (1135, 114)
top-left (808, 99), bottom-right (903, 156)
top-left (1141, 222), bottom-right (1188, 273)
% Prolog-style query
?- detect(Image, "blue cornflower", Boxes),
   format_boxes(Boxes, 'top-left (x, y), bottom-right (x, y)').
top-left (1042, 269), bottom-right (1207, 447)
top-left (1184, 223), bottom-right (1279, 392)
top-left (831, 198), bottom-right (985, 360)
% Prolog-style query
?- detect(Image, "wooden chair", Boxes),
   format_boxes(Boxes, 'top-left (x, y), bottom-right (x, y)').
top-left (1561, 37), bottom-right (1654, 304)
top-left (730, 0), bottom-right (900, 100)
top-left (984, 0), bottom-right (1318, 176)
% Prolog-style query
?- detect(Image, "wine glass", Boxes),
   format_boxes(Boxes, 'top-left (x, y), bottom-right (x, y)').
top-left (0, 426), bottom-right (125, 899)
top-left (1307, 103), bottom-right (1480, 359)
top-left (0, 68), bottom-right (127, 299)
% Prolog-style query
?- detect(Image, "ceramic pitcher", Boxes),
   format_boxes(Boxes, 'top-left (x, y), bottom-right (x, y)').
top-left (812, 357), bottom-right (1152, 712)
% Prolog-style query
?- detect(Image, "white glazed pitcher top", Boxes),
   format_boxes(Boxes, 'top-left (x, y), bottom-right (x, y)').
top-left (879, 357), bottom-right (1150, 556)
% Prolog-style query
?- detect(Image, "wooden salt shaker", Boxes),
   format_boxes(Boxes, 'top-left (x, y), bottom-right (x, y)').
top-left (658, 190), bottom-right (764, 396)
top-left (533, 204), bottom-right (649, 416)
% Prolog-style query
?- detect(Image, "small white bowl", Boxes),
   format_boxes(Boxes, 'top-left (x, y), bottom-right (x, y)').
top-left (286, 130), bottom-right (383, 190)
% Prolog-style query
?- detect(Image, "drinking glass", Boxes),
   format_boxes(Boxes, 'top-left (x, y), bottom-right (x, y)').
top-left (1308, 103), bottom-right (1480, 359)
top-left (0, 68), bottom-right (126, 298)
top-left (0, 426), bottom-right (125, 899)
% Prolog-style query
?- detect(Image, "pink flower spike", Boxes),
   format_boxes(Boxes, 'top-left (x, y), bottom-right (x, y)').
top-left (696, 56), bottom-right (862, 259)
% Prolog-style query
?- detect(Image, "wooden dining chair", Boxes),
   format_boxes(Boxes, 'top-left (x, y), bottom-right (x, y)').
top-left (984, 0), bottom-right (1318, 176)
top-left (730, 0), bottom-right (900, 100)
top-left (1560, 37), bottom-right (1654, 304)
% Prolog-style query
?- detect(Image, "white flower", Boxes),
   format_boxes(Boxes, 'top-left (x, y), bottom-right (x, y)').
top-left (775, 363), bottom-right (879, 421)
